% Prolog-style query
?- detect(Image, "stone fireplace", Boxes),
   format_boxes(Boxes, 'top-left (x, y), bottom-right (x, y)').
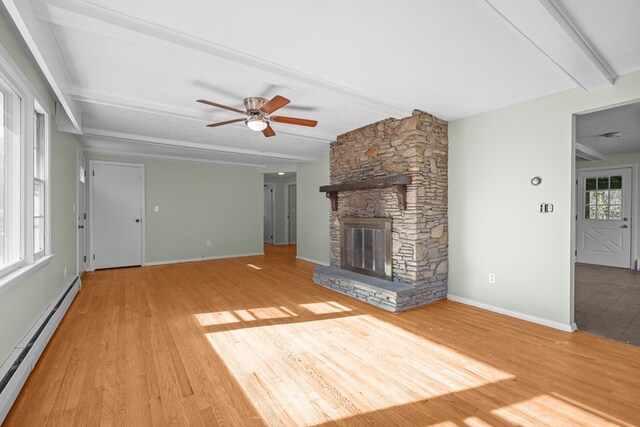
top-left (313, 110), bottom-right (448, 312)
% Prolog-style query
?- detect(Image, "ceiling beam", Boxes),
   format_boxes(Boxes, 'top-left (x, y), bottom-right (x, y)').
top-left (82, 128), bottom-right (320, 163)
top-left (71, 89), bottom-right (336, 142)
top-left (34, 0), bottom-right (411, 118)
top-left (81, 141), bottom-right (268, 169)
top-left (485, 0), bottom-right (617, 91)
top-left (575, 142), bottom-right (604, 161)
top-left (1, 0), bottom-right (82, 131)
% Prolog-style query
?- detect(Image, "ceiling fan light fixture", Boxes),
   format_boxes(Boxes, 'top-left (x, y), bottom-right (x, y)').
top-left (246, 116), bottom-right (268, 132)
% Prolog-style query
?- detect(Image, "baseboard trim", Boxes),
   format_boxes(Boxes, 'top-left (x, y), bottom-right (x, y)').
top-left (447, 294), bottom-right (576, 333)
top-left (296, 256), bottom-right (330, 266)
top-left (0, 275), bottom-right (81, 424)
top-left (144, 252), bottom-right (264, 266)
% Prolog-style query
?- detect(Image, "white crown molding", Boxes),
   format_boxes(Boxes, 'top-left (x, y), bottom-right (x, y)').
top-left (485, 0), bottom-right (617, 91)
top-left (34, 0), bottom-right (411, 118)
top-left (81, 128), bottom-right (318, 162)
top-left (2, 0), bottom-right (82, 131)
top-left (71, 88), bottom-right (336, 143)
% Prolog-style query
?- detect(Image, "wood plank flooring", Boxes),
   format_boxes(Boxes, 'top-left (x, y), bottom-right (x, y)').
top-left (575, 263), bottom-right (640, 346)
top-left (4, 245), bottom-right (640, 426)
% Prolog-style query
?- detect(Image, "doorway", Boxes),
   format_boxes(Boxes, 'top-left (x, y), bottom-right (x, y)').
top-left (285, 182), bottom-right (297, 244)
top-left (264, 183), bottom-right (275, 245)
top-left (90, 161), bottom-right (145, 270)
top-left (574, 100), bottom-right (640, 345)
top-left (76, 151), bottom-right (86, 275)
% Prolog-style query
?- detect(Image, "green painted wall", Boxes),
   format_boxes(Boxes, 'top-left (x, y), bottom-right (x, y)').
top-left (577, 151), bottom-right (640, 258)
top-left (449, 71), bottom-right (640, 328)
top-left (296, 156), bottom-right (330, 264)
top-left (85, 154), bottom-right (264, 264)
top-left (0, 13), bottom-right (81, 365)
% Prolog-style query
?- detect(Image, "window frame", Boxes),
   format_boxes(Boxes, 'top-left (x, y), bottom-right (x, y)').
top-left (0, 43), bottom-right (52, 285)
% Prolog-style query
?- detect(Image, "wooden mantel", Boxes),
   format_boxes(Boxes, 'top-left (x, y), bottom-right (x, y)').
top-left (319, 174), bottom-right (412, 211)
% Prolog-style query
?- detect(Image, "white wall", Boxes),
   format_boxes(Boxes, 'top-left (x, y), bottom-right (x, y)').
top-left (296, 156), bottom-right (330, 264)
top-left (448, 71), bottom-right (640, 330)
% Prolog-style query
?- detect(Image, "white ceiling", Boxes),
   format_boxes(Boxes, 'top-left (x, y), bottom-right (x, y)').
top-left (576, 102), bottom-right (640, 157)
top-left (3, 0), bottom-right (640, 167)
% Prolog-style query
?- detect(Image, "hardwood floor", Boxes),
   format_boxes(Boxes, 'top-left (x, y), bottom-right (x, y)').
top-left (575, 263), bottom-right (640, 346)
top-left (4, 245), bottom-right (640, 426)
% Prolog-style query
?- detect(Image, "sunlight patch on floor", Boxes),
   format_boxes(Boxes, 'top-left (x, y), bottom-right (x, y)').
top-left (299, 301), bottom-right (352, 314)
top-left (491, 393), bottom-right (633, 426)
top-left (205, 313), bottom-right (514, 425)
top-left (463, 416), bottom-right (494, 427)
top-left (195, 306), bottom-right (296, 326)
top-left (246, 264), bottom-right (262, 270)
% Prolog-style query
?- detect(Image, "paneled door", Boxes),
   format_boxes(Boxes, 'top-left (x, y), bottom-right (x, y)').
top-left (91, 162), bottom-right (144, 269)
top-left (577, 168), bottom-right (633, 268)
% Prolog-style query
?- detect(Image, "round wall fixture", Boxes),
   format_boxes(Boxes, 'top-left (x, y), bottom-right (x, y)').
top-left (531, 176), bottom-right (542, 186)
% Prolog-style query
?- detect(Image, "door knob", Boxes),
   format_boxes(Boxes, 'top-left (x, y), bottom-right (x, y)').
top-left (621, 225), bottom-right (629, 228)
top-left (78, 225), bottom-right (84, 229)
top-left (623, 217), bottom-right (628, 221)
top-left (135, 219), bottom-right (140, 223)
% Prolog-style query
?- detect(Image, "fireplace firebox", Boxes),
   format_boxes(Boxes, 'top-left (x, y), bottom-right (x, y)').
top-left (340, 218), bottom-right (392, 280)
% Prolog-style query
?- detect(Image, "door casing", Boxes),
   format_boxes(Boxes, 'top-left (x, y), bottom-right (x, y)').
top-left (284, 182), bottom-right (297, 244)
top-left (76, 150), bottom-right (86, 275)
top-left (264, 183), bottom-right (275, 245)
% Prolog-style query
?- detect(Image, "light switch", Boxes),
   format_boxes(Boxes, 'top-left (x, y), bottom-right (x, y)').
top-left (154, 206), bottom-right (159, 212)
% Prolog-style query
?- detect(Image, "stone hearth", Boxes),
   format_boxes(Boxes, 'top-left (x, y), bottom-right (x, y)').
top-left (313, 110), bottom-right (448, 312)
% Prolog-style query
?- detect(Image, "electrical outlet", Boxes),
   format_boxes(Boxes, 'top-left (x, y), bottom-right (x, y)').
top-left (488, 273), bottom-right (496, 284)
top-left (206, 240), bottom-right (211, 246)
top-left (154, 206), bottom-right (159, 212)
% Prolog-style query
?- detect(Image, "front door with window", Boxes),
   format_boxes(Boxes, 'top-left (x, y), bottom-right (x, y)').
top-left (577, 168), bottom-right (632, 268)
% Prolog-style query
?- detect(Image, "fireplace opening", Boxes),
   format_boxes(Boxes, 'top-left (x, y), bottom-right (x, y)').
top-left (340, 218), bottom-right (392, 280)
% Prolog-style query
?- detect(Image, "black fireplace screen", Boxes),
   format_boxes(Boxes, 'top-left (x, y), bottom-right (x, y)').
top-left (340, 218), bottom-right (392, 280)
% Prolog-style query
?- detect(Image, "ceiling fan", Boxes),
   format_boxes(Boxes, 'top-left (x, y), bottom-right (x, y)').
top-left (197, 95), bottom-right (318, 137)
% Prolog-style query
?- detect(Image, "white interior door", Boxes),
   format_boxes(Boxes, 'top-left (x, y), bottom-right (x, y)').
top-left (264, 184), bottom-right (274, 244)
top-left (577, 168), bottom-right (632, 268)
top-left (77, 153), bottom-right (86, 274)
top-left (92, 162), bottom-right (143, 269)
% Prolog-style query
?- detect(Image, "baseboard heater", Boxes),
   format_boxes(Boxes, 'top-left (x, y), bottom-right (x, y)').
top-left (0, 276), bottom-right (80, 424)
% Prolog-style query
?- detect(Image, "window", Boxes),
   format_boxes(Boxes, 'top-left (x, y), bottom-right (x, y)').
top-left (0, 75), bottom-right (22, 275)
top-left (0, 51), bottom-right (51, 282)
top-left (584, 175), bottom-right (622, 220)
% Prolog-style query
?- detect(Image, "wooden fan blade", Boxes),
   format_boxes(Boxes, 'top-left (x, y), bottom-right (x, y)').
top-left (262, 123), bottom-right (276, 137)
top-left (260, 95), bottom-right (290, 114)
top-left (206, 118), bottom-right (245, 127)
top-left (270, 115), bottom-right (318, 127)
top-left (197, 99), bottom-right (246, 115)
